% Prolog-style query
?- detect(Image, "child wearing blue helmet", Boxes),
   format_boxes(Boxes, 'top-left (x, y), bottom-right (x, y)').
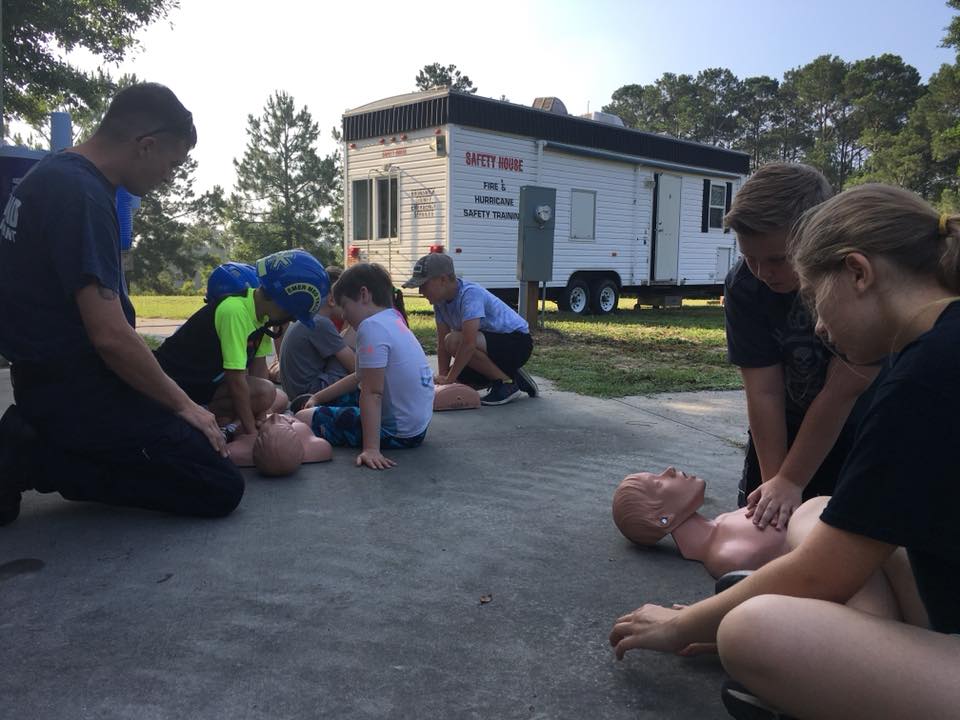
top-left (156, 249), bottom-right (329, 437)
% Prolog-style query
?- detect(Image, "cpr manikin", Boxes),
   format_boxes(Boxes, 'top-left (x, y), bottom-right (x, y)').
top-left (612, 468), bottom-right (789, 578)
top-left (228, 413), bottom-right (332, 476)
top-left (433, 383), bottom-right (481, 411)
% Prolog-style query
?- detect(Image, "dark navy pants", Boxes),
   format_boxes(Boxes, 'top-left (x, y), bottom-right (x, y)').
top-left (12, 361), bottom-right (244, 518)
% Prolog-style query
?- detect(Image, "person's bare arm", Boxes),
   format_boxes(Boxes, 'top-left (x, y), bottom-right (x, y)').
top-left (356, 366), bottom-right (395, 469)
top-left (334, 346), bottom-right (356, 374)
top-left (442, 317), bottom-right (480, 384)
top-left (749, 358), bottom-right (880, 529)
top-left (224, 369), bottom-right (257, 435)
top-left (741, 364), bottom-right (789, 482)
top-left (609, 521), bottom-right (895, 658)
top-left (436, 320), bottom-right (452, 378)
top-left (304, 373), bottom-right (360, 408)
top-left (248, 355), bottom-right (269, 380)
top-left (75, 282), bottom-right (225, 455)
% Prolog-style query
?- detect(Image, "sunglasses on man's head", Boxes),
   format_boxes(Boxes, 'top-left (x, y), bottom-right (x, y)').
top-left (135, 112), bottom-right (194, 142)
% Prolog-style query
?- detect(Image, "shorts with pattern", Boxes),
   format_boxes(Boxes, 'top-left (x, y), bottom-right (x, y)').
top-left (308, 404), bottom-right (427, 449)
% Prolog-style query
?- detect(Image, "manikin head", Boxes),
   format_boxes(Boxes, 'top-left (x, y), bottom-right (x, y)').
top-left (612, 468), bottom-right (706, 545)
top-left (253, 414), bottom-right (304, 477)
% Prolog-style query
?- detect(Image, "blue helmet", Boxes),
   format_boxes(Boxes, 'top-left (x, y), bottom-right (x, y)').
top-left (256, 249), bottom-right (330, 328)
top-left (205, 262), bottom-right (260, 303)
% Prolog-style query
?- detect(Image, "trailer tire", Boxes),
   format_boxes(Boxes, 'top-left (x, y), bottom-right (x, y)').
top-left (591, 278), bottom-right (619, 315)
top-left (560, 278), bottom-right (591, 315)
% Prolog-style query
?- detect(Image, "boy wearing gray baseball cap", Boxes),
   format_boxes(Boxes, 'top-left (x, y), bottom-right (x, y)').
top-left (403, 253), bottom-right (537, 405)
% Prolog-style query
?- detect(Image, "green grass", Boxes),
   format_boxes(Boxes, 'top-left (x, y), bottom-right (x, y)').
top-left (140, 334), bottom-right (162, 350)
top-left (132, 295), bottom-right (205, 319)
top-left (132, 295), bottom-right (741, 397)
top-left (403, 295), bottom-right (740, 397)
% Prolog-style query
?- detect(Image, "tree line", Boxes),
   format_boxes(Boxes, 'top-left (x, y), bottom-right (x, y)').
top-left (4, 3), bottom-right (960, 293)
top-left (603, 2), bottom-right (960, 205)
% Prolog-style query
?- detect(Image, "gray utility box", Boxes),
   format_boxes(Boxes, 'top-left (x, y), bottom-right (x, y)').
top-left (516, 186), bottom-right (556, 282)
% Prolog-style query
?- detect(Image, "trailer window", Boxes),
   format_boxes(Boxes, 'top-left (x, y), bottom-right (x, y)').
top-left (377, 177), bottom-right (398, 239)
top-left (709, 183), bottom-right (726, 229)
top-left (570, 189), bottom-right (596, 241)
top-left (352, 180), bottom-right (372, 241)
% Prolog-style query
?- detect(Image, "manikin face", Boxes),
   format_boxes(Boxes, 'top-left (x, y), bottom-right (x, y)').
top-left (737, 230), bottom-right (799, 294)
top-left (263, 413), bottom-right (294, 428)
top-left (635, 467), bottom-right (706, 525)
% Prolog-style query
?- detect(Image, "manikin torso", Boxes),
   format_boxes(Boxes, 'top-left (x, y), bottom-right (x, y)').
top-left (670, 507), bottom-right (789, 578)
top-left (434, 383), bottom-right (481, 410)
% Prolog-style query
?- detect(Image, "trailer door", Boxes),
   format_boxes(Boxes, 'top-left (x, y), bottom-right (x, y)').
top-left (653, 173), bottom-right (682, 282)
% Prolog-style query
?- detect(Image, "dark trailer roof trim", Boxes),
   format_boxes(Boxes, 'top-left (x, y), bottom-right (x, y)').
top-left (343, 89), bottom-right (750, 176)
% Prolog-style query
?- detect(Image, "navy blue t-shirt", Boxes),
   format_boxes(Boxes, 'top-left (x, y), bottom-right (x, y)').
top-left (821, 301), bottom-right (960, 634)
top-left (0, 152), bottom-right (133, 369)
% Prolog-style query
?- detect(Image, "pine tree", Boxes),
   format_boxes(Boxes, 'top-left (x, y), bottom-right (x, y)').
top-left (228, 91), bottom-right (338, 264)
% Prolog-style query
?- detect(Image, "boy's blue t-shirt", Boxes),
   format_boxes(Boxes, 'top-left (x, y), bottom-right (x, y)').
top-left (433, 279), bottom-right (529, 335)
top-left (0, 151), bottom-right (133, 368)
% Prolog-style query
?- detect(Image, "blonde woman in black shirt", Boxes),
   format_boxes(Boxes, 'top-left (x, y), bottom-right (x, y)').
top-left (610, 184), bottom-right (960, 720)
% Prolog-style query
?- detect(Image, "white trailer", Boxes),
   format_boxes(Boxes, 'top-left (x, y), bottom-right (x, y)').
top-left (342, 88), bottom-right (749, 314)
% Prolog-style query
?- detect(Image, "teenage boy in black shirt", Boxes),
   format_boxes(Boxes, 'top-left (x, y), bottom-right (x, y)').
top-left (723, 163), bottom-right (878, 530)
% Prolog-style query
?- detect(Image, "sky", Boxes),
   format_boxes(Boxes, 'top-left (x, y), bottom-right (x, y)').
top-left (53, 0), bottom-right (959, 193)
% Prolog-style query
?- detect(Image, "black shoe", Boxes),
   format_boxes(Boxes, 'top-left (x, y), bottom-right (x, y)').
top-left (715, 570), bottom-right (753, 594)
top-left (0, 405), bottom-right (37, 526)
top-left (721, 679), bottom-right (796, 720)
top-left (480, 381), bottom-right (522, 406)
top-left (514, 368), bottom-right (538, 397)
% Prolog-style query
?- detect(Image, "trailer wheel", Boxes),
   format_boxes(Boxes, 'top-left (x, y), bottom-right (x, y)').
top-left (560, 279), bottom-right (591, 315)
top-left (591, 278), bottom-right (619, 315)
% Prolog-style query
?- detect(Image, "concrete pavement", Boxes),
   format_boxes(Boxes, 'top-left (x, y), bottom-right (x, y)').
top-left (0, 367), bottom-right (749, 720)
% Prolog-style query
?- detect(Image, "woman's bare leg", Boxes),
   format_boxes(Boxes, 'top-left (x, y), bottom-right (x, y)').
top-left (785, 497), bottom-right (924, 622)
top-left (718, 594), bottom-right (960, 720)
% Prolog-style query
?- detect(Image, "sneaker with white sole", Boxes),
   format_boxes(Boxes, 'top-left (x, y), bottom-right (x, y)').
top-left (480, 381), bottom-right (523, 406)
top-left (514, 368), bottom-right (538, 398)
